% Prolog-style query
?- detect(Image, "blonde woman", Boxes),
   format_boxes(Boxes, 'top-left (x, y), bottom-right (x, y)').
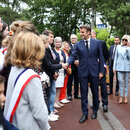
top-left (113, 35), bottom-right (130, 104)
top-left (4, 32), bottom-right (50, 130)
top-left (59, 41), bottom-right (71, 103)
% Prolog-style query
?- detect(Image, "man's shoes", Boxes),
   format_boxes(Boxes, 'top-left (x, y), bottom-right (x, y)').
top-left (68, 96), bottom-right (72, 101)
top-left (91, 111), bottom-right (97, 119)
top-left (79, 115), bottom-right (88, 123)
top-left (74, 95), bottom-right (81, 99)
top-left (115, 92), bottom-right (118, 96)
top-left (103, 105), bottom-right (108, 112)
top-left (108, 91), bottom-right (113, 95)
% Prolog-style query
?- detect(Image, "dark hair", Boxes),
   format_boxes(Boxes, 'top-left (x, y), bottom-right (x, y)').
top-left (0, 23), bottom-right (8, 47)
top-left (80, 25), bottom-right (91, 33)
top-left (42, 30), bottom-right (54, 36)
top-left (2, 23), bottom-right (8, 32)
top-left (115, 36), bottom-right (120, 40)
top-left (0, 75), bottom-right (5, 84)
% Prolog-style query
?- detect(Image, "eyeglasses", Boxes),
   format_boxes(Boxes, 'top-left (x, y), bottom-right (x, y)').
top-left (122, 39), bottom-right (128, 42)
top-left (71, 38), bottom-right (77, 39)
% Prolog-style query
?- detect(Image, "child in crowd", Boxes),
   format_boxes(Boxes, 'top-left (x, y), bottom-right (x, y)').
top-left (4, 32), bottom-right (50, 130)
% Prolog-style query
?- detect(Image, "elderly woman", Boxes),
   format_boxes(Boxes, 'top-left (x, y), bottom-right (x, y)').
top-left (53, 37), bottom-right (66, 108)
top-left (113, 35), bottom-right (130, 104)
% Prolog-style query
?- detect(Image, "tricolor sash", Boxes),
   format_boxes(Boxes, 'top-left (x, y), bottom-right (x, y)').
top-left (2, 47), bottom-right (7, 54)
top-left (5, 68), bottom-right (40, 123)
top-left (97, 59), bottom-right (107, 69)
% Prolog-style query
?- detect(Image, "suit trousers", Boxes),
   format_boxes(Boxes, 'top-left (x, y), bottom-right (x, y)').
top-left (67, 68), bottom-right (79, 97)
top-left (109, 66), bottom-right (119, 93)
top-left (99, 69), bottom-right (108, 106)
top-left (79, 74), bottom-right (99, 115)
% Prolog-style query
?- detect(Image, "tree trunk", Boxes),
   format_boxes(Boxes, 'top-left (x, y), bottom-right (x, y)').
top-left (91, 0), bottom-right (95, 29)
top-left (109, 25), bottom-right (113, 38)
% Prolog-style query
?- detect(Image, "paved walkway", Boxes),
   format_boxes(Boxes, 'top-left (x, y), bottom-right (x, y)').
top-left (50, 80), bottom-right (130, 130)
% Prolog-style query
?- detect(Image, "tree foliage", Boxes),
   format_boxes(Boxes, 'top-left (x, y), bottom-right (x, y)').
top-left (96, 0), bottom-right (130, 37)
top-left (95, 27), bottom-right (114, 49)
top-left (0, 0), bottom-right (129, 41)
top-left (0, 0), bottom-right (32, 24)
top-left (29, 0), bottom-right (92, 41)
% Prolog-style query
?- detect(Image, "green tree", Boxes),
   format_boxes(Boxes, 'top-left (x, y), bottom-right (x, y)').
top-left (0, 0), bottom-right (32, 25)
top-left (96, 0), bottom-right (130, 37)
top-left (29, 0), bottom-right (92, 40)
top-left (28, 0), bottom-right (48, 33)
top-left (94, 27), bottom-right (114, 49)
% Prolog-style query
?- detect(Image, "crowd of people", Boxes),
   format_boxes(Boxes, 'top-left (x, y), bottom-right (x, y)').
top-left (0, 17), bottom-right (130, 129)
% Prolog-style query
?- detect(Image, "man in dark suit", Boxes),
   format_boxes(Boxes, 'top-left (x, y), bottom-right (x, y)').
top-left (91, 29), bottom-right (108, 112)
top-left (67, 34), bottom-right (80, 100)
top-left (108, 36), bottom-right (120, 96)
top-left (66, 25), bottom-right (104, 123)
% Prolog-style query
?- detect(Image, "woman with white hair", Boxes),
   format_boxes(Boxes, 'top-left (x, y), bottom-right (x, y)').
top-left (113, 34), bottom-right (130, 104)
top-left (53, 37), bottom-right (66, 109)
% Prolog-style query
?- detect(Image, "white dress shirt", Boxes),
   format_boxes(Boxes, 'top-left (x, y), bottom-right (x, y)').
top-left (84, 37), bottom-right (91, 49)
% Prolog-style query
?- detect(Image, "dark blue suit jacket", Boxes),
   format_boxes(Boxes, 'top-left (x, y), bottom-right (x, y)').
top-left (97, 40), bottom-right (108, 63)
top-left (108, 45), bottom-right (114, 67)
top-left (67, 38), bottom-right (104, 77)
top-left (69, 43), bottom-right (78, 70)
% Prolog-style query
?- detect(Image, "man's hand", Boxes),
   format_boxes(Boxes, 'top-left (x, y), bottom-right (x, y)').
top-left (63, 63), bottom-right (69, 69)
top-left (74, 60), bottom-right (79, 67)
top-left (62, 63), bottom-right (68, 69)
top-left (53, 72), bottom-right (59, 80)
top-left (99, 73), bottom-right (103, 79)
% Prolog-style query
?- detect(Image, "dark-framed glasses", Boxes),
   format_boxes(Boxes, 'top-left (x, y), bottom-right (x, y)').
top-left (122, 39), bottom-right (128, 42)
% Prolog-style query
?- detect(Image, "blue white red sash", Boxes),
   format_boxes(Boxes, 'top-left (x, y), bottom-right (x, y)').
top-left (104, 63), bottom-right (106, 69)
top-left (5, 68), bottom-right (40, 123)
top-left (97, 59), bottom-right (107, 69)
top-left (2, 47), bottom-right (7, 54)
